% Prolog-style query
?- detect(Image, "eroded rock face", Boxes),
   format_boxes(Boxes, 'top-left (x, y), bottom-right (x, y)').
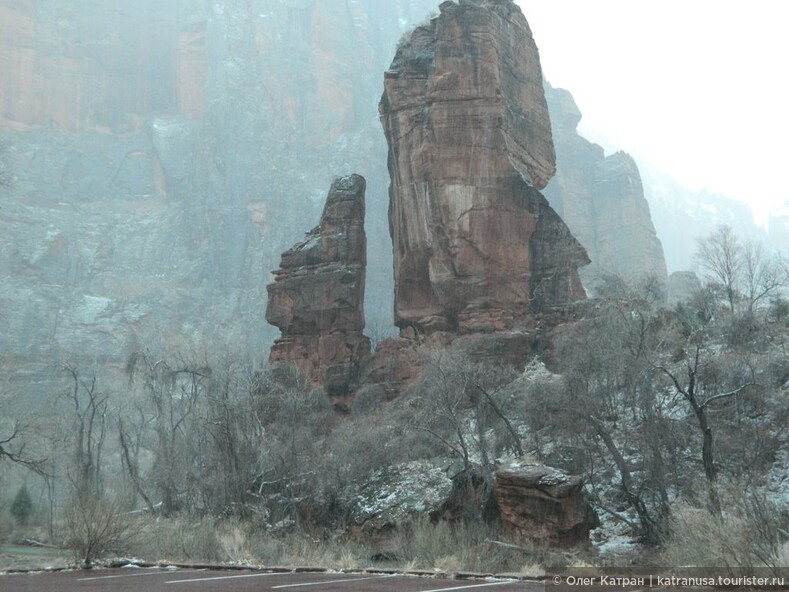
top-left (266, 175), bottom-right (370, 409)
top-left (380, 0), bottom-right (588, 335)
top-left (543, 84), bottom-right (668, 285)
top-left (495, 459), bottom-right (599, 546)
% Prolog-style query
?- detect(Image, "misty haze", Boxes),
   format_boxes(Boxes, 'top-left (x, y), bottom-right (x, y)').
top-left (1, 1), bottom-right (787, 590)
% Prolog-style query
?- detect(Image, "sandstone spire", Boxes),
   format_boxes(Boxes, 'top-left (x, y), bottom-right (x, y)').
top-left (266, 174), bottom-right (370, 409)
top-left (380, 0), bottom-right (588, 335)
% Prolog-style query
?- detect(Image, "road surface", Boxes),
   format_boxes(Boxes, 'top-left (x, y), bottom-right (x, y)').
top-left (0, 567), bottom-right (538, 592)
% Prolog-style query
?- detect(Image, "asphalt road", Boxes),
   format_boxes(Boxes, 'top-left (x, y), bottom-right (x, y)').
top-left (0, 567), bottom-right (538, 592)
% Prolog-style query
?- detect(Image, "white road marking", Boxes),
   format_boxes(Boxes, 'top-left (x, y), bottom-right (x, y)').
top-left (421, 582), bottom-right (516, 592)
top-left (273, 574), bottom-right (398, 588)
top-left (78, 569), bottom-right (205, 581)
top-left (165, 572), bottom-right (285, 584)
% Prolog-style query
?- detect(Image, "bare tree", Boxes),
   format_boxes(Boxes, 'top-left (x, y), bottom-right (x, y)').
top-left (696, 225), bottom-right (787, 314)
top-left (696, 225), bottom-right (743, 313)
top-left (117, 406), bottom-right (156, 514)
top-left (62, 488), bottom-right (142, 567)
top-left (198, 355), bottom-right (263, 514)
top-left (542, 281), bottom-right (676, 544)
top-left (62, 366), bottom-right (109, 492)
top-left (410, 353), bottom-right (521, 473)
top-left (125, 351), bottom-right (210, 515)
top-left (0, 419), bottom-right (47, 474)
top-left (657, 332), bottom-right (757, 517)
top-left (742, 240), bottom-right (787, 312)
top-left (249, 364), bottom-right (332, 505)
top-left (0, 367), bottom-right (48, 474)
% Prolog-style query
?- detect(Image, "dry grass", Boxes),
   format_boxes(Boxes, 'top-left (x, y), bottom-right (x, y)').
top-left (433, 554), bottom-right (462, 573)
top-left (335, 549), bottom-right (360, 570)
top-left (663, 492), bottom-right (789, 573)
top-left (517, 562), bottom-right (545, 578)
top-left (98, 514), bottom-right (595, 574)
top-left (773, 542), bottom-right (789, 567)
top-left (134, 519), bottom-right (371, 569)
top-left (391, 517), bottom-right (573, 574)
top-left (135, 518), bottom-right (225, 563)
top-left (217, 522), bottom-right (255, 564)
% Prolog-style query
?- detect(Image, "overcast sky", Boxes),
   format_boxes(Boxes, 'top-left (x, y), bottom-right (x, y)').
top-left (516, 0), bottom-right (788, 225)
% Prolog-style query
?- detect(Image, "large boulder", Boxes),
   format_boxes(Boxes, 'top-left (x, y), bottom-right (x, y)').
top-left (266, 174), bottom-right (370, 410)
top-left (345, 459), bottom-right (454, 536)
top-left (380, 0), bottom-right (588, 335)
top-left (494, 459), bottom-right (598, 546)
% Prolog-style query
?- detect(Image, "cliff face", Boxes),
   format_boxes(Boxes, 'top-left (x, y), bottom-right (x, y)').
top-left (380, 0), bottom-right (587, 335)
top-left (266, 175), bottom-right (370, 410)
top-left (0, 0), bottom-right (184, 132)
top-left (0, 1), bottom-right (439, 393)
top-left (543, 85), bottom-right (668, 285)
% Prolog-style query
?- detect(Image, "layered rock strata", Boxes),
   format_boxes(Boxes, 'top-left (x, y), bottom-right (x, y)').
top-left (495, 460), bottom-right (599, 546)
top-left (543, 84), bottom-right (668, 285)
top-left (380, 0), bottom-right (588, 335)
top-left (266, 175), bottom-right (370, 409)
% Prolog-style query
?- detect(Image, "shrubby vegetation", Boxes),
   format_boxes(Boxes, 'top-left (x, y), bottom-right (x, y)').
top-left (1, 225), bottom-right (787, 570)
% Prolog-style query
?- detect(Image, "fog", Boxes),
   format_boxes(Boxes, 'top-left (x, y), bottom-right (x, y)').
top-left (518, 0), bottom-right (789, 228)
top-left (1, 0), bottom-right (788, 576)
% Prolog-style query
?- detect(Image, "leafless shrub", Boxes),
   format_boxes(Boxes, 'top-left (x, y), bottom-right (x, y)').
top-left (61, 489), bottom-right (145, 567)
top-left (409, 352), bottom-right (522, 474)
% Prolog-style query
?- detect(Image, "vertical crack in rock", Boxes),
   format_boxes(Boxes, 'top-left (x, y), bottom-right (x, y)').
top-left (266, 174), bottom-right (370, 411)
top-left (380, 0), bottom-right (588, 335)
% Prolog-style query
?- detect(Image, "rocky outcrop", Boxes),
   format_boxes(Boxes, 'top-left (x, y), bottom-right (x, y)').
top-left (495, 459), bottom-right (598, 546)
top-left (380, 0), bottom-right (588, 335)
top-left (266, 175), bottom-right (370, 409)
top-left (543, 84), bottom-right (668, 285)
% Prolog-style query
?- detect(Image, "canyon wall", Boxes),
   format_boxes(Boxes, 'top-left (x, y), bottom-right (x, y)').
top-left (543, 84), bottom-right (668, 285)
top-left (0, 1), bottom-right (439, 394)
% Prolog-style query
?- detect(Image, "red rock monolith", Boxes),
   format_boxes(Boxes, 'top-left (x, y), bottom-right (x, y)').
top-left (266, 174), bottom-right (370, 410)
top-left (380, 0), bottom-right (588, 335)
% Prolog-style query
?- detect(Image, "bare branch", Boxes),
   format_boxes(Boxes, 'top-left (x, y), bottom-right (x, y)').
top-left (700, 382), bottom-right (757, 410)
